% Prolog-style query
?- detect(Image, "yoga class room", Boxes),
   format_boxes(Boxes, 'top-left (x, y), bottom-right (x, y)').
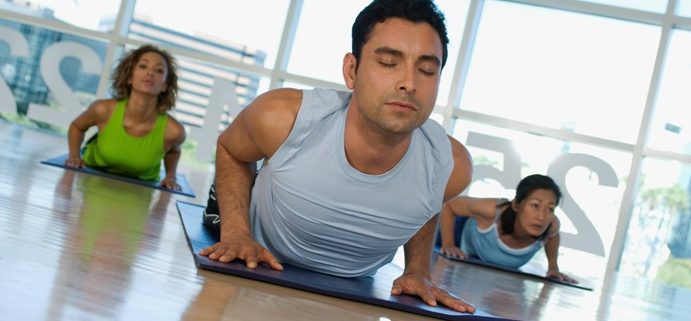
top-left (1, 1), bottom-right (690, 320)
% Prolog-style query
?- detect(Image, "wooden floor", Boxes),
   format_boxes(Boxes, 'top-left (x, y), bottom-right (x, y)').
top-left (1, 120), bottom-right (689, 321)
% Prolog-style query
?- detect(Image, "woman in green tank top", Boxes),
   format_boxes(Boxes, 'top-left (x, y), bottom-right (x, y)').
top-left (66, 44), bottom-right (186, 191)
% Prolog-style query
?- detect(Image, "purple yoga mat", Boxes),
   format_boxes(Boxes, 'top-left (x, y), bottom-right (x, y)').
top-left (41, 154), bottom-right (195, 197)
top-left (177, 201), bottom-right (514, 321)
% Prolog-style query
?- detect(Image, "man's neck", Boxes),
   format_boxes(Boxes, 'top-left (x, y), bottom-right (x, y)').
top-left (343, 106), bottom-right (413, 175)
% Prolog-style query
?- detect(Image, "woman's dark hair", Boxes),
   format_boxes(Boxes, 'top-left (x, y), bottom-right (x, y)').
top-left (110, 44), bottom-right (178, 113)
top-left (352, 0), bottom-right (449, 70)
top-left (499, 174), bottom-right (562, 240)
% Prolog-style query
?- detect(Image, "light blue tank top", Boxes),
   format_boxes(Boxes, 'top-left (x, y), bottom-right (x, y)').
top-left (250, 88), bottom-right (454, 278)
top-left (460, 200), bottom-right (543, 268)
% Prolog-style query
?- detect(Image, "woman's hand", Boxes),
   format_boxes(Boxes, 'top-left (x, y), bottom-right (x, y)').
top-left (439, 245), bottom-right (467, 259)
top-left (546, 268), bottom-right (578, 284)
top-left (64, 155), bottom-right (84, 168)
top-left (160, 175), bottom-right (181, 191)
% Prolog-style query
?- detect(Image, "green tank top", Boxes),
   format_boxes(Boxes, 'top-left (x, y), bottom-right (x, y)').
top-left (83, 99), bottom-right (167, 181)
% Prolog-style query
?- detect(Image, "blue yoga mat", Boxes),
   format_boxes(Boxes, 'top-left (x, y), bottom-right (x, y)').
top-left (434, 248), bottom-right (593, 291)
top-left (177, 201), bottom-right (513, 321)
top-left (41, 154), bottom-right (195, 197)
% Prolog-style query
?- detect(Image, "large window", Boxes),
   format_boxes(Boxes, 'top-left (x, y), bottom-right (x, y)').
top-left (620, 158), bottom-right (691, 288)
top-left (680, 0), bottom-right (691, 16)
top-left (460, 1), bottom-right (660, 144)
top-left (133, 0), bottom-right (289, 68)
top-left (0, 20), bottom-right (107, 129)
top-left (0, 0), bottom-right (122, 31)
top-left (430, 0), bottom-right (470, 107)
top-left (576, 0), bottom-right (668, 13)
top-left (648, 29), bottom-right (691, 156)
top-left (288, 0), bottom-right (372, 84)
top-left (453, 119), bottom-right (629, 280)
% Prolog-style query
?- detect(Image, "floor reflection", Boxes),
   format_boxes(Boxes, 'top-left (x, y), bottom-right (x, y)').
top-left (182, 273), bottom-right (397, 321)
top-left (432, 254), bottom-right (563, 320)
top-left (44, 170), bottom-right (172, 320)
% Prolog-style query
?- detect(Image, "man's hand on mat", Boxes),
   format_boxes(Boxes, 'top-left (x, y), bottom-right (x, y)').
top-left (391, 273), bottom-right (475, 313)
top-left (199, 235), bottom-right (284, 271)
top-left (160, 175), bottom-right (181, 191)
top-left (64, 155), bottom-right (84, 168)
top-left (546, 268), bottom-right (578, 284)
top-left (439, 245), bottom-right (467, 259)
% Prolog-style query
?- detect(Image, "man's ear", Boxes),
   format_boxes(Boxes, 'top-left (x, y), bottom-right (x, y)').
top-left (342, 53), bottom-right (357, 90)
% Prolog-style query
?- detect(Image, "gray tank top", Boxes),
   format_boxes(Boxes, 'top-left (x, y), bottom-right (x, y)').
top-left (250, 88), bottom-right (454, 277)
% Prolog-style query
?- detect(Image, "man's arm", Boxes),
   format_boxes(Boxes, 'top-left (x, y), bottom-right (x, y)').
top-left (391, 136), bottom-right (475, 313)
top-left (199, 88), bottom-right (302, 270)
top-left (443, 137), bottom-right (473, 201)
top-left (204, 122), bottom-right (269, 267)
top-left (402, 215), bottom-right (438, 280)
top-left (392, 217), bottom-right (475, 313)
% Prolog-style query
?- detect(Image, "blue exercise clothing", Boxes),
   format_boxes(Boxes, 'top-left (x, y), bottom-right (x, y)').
top-left (460, 200), bottom-right (543, 268)
top-left (249, 88), bottom-right (454, 278)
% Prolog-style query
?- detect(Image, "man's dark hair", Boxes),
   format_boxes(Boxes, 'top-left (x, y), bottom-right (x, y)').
top-left (352, 0), bottom-right (449, 70)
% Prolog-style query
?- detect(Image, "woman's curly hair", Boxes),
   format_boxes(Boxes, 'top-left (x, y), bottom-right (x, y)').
top-left (110, 44), bottom-right (178, 113)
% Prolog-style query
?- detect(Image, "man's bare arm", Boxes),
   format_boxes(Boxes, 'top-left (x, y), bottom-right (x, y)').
top-left (199, 89), bottom-right (302, 270)
top-left (389, 136), bottom-right (476, 313)
top-left (392, 215), bottom-right (476, 313)
top-left (443, 136), bottom-right (473, 201)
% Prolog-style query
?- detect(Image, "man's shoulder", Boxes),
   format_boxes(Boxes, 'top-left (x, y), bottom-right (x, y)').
top-left (244, 88), bottom-right (304, 125)
top-left (255, 88), bottom-right (303, 110)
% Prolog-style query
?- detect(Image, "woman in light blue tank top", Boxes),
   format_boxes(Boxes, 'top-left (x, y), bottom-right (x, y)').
top-left (437, 174), bottom-right (578, 284)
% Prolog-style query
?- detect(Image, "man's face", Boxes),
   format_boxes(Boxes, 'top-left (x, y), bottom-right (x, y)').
top-left (344, 17), bottom-right (443, 134)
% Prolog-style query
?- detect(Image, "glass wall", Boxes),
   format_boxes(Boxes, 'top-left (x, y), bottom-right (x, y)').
top-left (575, 0), bottom-right (668, 13)
top-left (1, 0), bottom-right (691, 291)
top-left (648, 29), bottom-right (691, 157)
top-left (453, 119), bottom-right (629, 281)
top-left (460, 1), bottom-right (659, 144)
top-left (620, 158), bottom-right (691, 287)
top-left (132, 0), bottom-right (289, 68)
top-left (0, 0), bottom-right (122, 31)
top-left (680, 0), bottom-right (691, 16)
top-left (445, 0), bottom-right (690, 290)
top-left (0, 19), bottom-right (107, 130)
top-left (289, 0), bottom-right (372, 84)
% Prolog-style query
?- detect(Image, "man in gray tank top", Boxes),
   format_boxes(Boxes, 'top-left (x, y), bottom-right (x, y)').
top-left (200, 0), bottom-right (474, 313)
